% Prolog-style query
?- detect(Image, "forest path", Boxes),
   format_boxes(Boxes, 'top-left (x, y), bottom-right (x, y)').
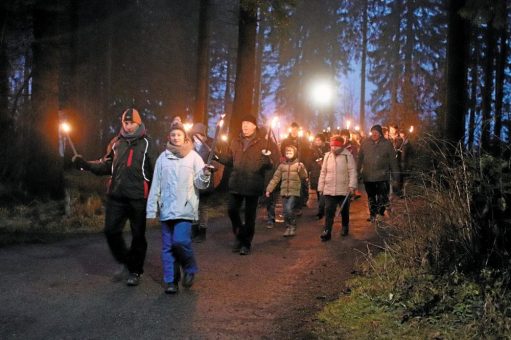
top-left (0, 192), bottom-right (381, 339)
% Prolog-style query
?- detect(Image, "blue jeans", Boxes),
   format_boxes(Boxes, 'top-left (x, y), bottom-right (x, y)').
top-left (282, 196), bottom-right (297, 226)
top-left (161, 220), bottom-right (198, 284)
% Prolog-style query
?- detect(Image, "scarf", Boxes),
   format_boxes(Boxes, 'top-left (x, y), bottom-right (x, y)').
top-left (166, 139), bottom-right (193, 158)
top-left (120, 123), bottom-right (146, 141)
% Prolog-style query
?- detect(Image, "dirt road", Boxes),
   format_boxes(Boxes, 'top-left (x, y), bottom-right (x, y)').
top-left (0, 194), bottom-right (379, 339)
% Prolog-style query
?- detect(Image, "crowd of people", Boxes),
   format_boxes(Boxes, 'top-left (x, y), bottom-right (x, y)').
top-left (72, 108), bottom-right (412, 294)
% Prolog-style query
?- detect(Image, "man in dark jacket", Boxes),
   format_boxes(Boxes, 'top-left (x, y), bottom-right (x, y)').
top-left (217, 114), bottom-right (273, 255)
top-left (358, 124), bottom-right (399, 222)
top-left (73, 108), bottom-right (155, 286)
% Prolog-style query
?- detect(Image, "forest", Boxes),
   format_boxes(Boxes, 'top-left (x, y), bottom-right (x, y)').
top-left (0, 0), bottom-right (510, 337)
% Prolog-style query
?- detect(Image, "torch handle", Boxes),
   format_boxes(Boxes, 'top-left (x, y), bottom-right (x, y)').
top-left (66, 133), bottom-right (79, 157)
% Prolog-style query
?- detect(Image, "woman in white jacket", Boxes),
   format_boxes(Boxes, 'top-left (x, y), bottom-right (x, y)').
top-left (146, 122), bottom-right (211, 294)
top-left (317, 135), bottom-right (358, 241)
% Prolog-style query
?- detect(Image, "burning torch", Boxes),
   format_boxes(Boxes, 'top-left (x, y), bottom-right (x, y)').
top-left (262, 116), bottom-right (278, 156)
top-left (206, 114), bottom-right (225, 168)
top-left (60, 122), bottom-right (79, 157)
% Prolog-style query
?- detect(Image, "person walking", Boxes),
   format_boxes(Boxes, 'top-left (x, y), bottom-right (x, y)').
top-left (357, 124), bottom-right (399, 222)
top-left (265, 145), bottom-right (308, 237)
top-left (317, 135), bottom-right (357, 240)
top-left (72, 108), bottom-right (155, 286)
top-left (216, 114), bottom-right (273, 255)
top-left (308, 134), bottom-right (329, 219)
top-left (146, 122), bottom-right (211, 294)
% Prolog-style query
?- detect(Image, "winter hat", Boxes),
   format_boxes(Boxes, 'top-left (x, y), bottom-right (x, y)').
top-left (284, 145), bottom-right (298, 157)
top-left (190, 122), bottom-right (207, 137)
top-left (240, 113), bottom-right (258, 126)
top-left (370, 124), bottom-right (383, 137)
top-left (290, 122), bottom-right (300, 128)
top-left (315, 133), bottom-right (325, 142)
top-left (330, 135), bottom-right (345, 147)
top-left (340, 129), bottom-right (351, 138)
top-left (169, 122), bottom-right (188, 138)
top-left (122, 108), bottom-right (142, 125)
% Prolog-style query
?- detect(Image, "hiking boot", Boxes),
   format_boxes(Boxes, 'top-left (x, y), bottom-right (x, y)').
top-left (164, 282), bottom-right (179, 294)
top-left (126, 273), bottom-right (141, 286)
top-left (232, 240), bottom-right (242, 253)
top-left (320, 229), bottom-right (331, 242)
top-left (111, 265), bottom-right (128, 282)
top-left (341, 226), bottom-right (349, 237)
top-left (288, 226), bottom-right (296, 237)
top-left (182, 272), bottom-right (195, 288)
top-left (239, 246), bottom-right (251, 255)
top-left (316, 213), bottom-right (324, 220)
top-left (266, 221), bottom-right (275, 229)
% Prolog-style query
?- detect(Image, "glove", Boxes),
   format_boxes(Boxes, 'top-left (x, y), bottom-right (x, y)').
top-left (72, 155), bottom-right (90, 171)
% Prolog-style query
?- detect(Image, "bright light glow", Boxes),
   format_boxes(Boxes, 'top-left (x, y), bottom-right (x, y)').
top-left (307, 135), bottom-right (314, 142)
top-left (184, 123), bottom-right (193, 131)
top-left (309, 80), bottom-right (335, 107)
top-left (270, 117), bottom-right (279, 129)
top-left (409, 126), bottom-right (414, 133)
top-left (218, 114), bottom-right (225, 127)
top-left (327, 126), bottom-right (331, 132)
top-left (354, 125), bottom-right (360, 131)
top-left (60, 122), bottom-right (71, 133)
top-left (221, 134), bottom-right (228, 142)
top-left (298, 129), bottom-right (304, 138)
top-left (287, 127), bottom-right (292, 133)
top-left (346, 120), bottom-right (351, 129)
top-left (280, 133), bottom-right (288, 140)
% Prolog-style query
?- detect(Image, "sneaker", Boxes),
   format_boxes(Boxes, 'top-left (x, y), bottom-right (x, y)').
top-left (164, 282), bottom-right (179, 294)
top-left (288, 226), bottom-right (296, 237)
top-left (126, 273), bottom-right (141, 286)
top-left (283, 227), bottom-right (291, 237)
top-left (182, 272), bottom-right (195, 288)
top-left (239, 246), bottom-right (251, 255)
top-left (111, 265), bottom-right (128, 282)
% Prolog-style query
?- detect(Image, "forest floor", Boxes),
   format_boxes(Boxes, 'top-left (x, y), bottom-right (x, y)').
top-left (0, 191), bottom-right (381, 339)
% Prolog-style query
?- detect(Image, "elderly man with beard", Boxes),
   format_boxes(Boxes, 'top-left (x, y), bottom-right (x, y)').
top-left (72, 108), bottom-right (155, 286)
top-left (217, 114), bottom-right (273, 255)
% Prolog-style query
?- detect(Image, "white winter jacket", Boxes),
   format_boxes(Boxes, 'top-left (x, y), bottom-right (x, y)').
top-left (146, 149), bottom-right (210, 221)
top-left (317, 149), bottom-right (357, 196)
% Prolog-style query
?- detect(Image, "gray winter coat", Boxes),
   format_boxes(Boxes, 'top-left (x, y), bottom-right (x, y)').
top-left (357, 137), bottom-right (399, 182)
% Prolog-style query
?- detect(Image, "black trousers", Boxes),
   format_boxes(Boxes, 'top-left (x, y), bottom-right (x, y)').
top-left (324, 195), bottom-right (350, 232)
top-left (364, 181), bottom-right (390, 217)
top-left (227, 194), bottom-right (259, 249)
top-left (104, 197), bottom-right (148, 274)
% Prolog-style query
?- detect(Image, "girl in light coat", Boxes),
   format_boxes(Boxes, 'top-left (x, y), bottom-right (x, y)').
top-left (317, 135), bottom-right (358, 241)
top-left (146, 122), bottom-right (211, 294)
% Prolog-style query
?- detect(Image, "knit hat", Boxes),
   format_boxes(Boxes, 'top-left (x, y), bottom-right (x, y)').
top-left (290, 122), bottom-right (300, 128)
top-left (284, 145), bottom-right (298, 159)
top-left (169, 122), bottom-right (188, 138)
top-left (330, 135), bottom-right (344, 147)
top-left (190, 122), bottom-right (207, 137)
top-left (122, 108), bottom-right (142, 125)
top-left (370, 124), bottom-right (383, 137)
top-left (240, 113), bottom-right (258, 126)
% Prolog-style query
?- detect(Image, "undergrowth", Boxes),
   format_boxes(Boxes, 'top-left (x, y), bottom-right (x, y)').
top-left (315, 140), bottom-right (511, 339)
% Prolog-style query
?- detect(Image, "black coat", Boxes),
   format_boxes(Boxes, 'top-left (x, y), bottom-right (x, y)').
top-left (87, 134), bottom-right (156, 200)
top-left (308, 144), bottom-right (329, 190)
top-left (217, 131), bottom-right (273, 196)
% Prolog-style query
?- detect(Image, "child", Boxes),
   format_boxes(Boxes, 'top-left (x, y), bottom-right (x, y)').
top-left (146, 122), bottom-right (211, 294)
top-left (265, 145), bottom-right (308, 237)
top-left (318, 135), bottom-right (357, 241)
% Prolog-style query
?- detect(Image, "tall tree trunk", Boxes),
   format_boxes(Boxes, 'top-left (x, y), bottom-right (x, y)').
top-left (480, 23), bottom-right (495, 150)
top-left (494, 26), bottom-right (507, 151)
top-left (359, 0), bottom-right (368, 132)
top-left (223, 58), bottom-right (233, 116)
top-left (194, 0), bottom-right (211, 125)
top-left (0, 3), bottom-right (9, 130)
top-left (28, 0), bottom-right (64, 198)
top-left (445, 0), bottom-right (468, 144)
top-left (390, 0), bottom-right (402, 124)
top-left (229, 3), bottom-right (257, 138)
top-left (467, 27), bottom-right (480, 149)
top-left (252, 10), bottom-right (264, 118)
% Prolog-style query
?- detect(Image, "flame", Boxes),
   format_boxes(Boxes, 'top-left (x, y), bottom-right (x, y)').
top-left (307, 135), bottom-right (314, 142)
top-left (220, 134), bottom-right (228, 142)
top-left (409, 126), bottom-right (414, 133)
top-left (183, 123), bottom-right (193, 131)
top-left (60, 122), bottom-right (71, 133)
top-left (298, 129), bottom-right (304, 138)
top-left (270, 116), bottom-right (279, 129)
top-left (346, 120), bottom-right (351, 129)
top-left (354, 125), bottom-right (360, 131)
